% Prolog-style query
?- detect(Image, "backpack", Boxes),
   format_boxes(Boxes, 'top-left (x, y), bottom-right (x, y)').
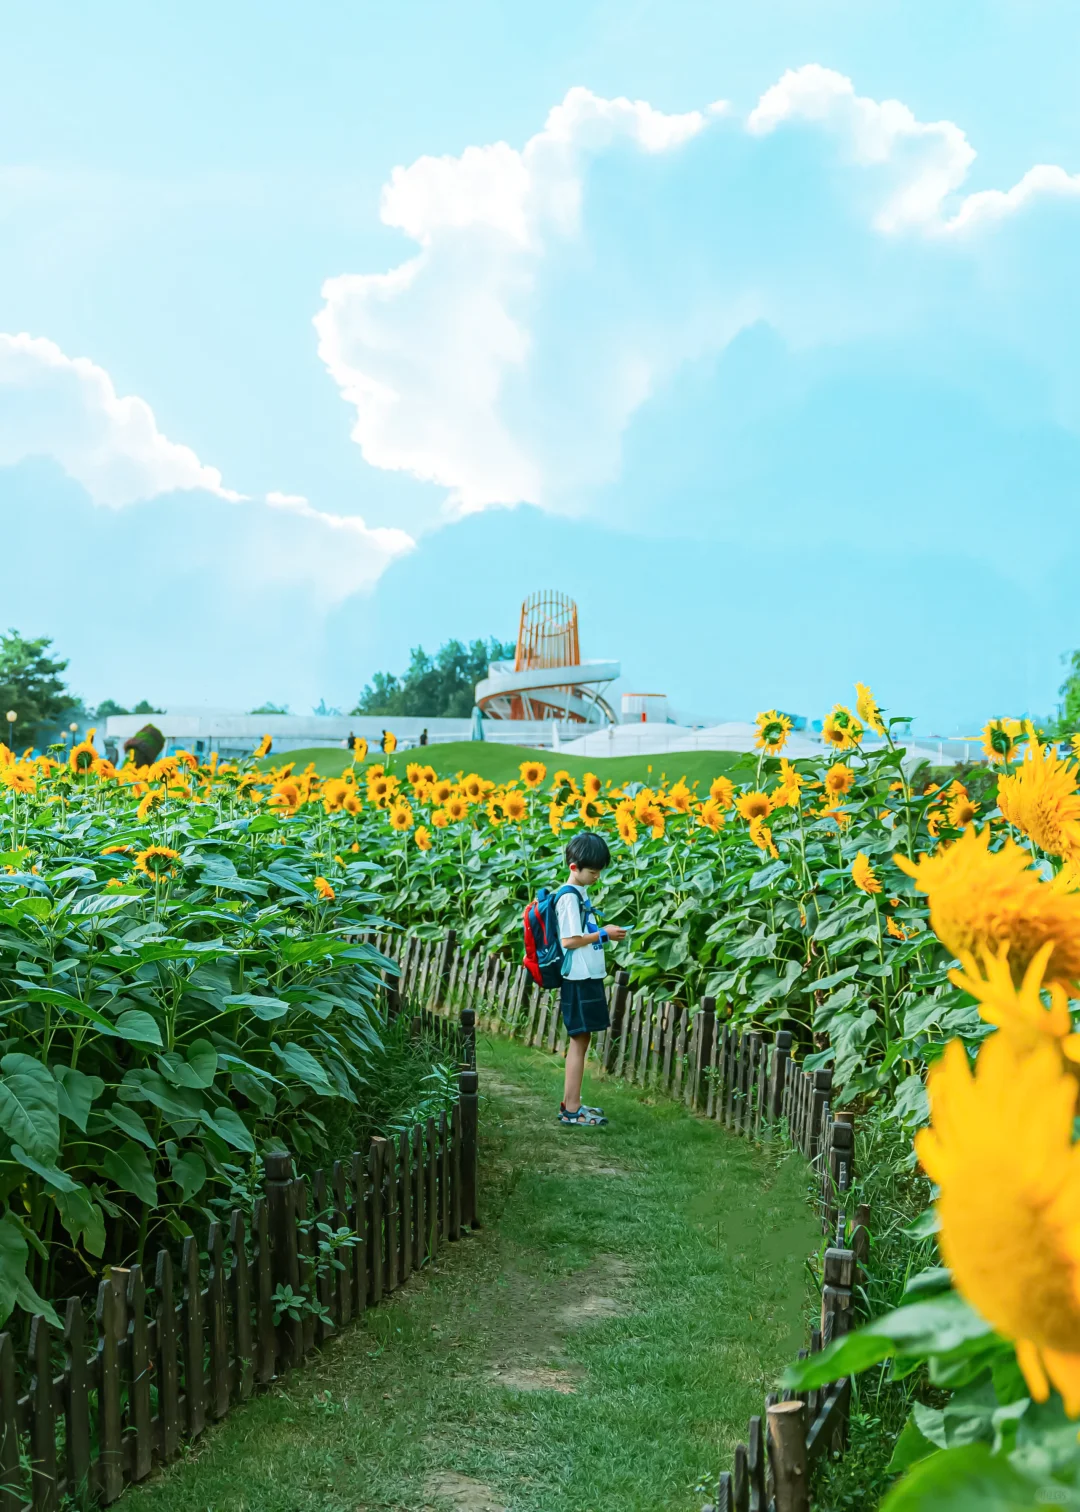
top-left (522, 884), bottom-right (582, 988)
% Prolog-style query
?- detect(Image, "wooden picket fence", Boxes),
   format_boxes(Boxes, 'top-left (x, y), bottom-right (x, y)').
top-left (0, 989), bottom-right (478, 1512)
top-left (393, 931), bottom-right (870, 1512)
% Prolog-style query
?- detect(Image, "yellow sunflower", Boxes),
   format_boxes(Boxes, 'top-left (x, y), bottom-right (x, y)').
top-left (322, 778), bottom-right (349, 812)
top-left (432, 779), bottom-right (454, 805)
top-left (431, 808), bottom-right (450, 829)
top-left (982, 718), bottom-right (1023, 765)
top-left (617, 809), bottom-right (639, 845)
top-left (749, 816), bottom-right (778, 859)
top-left (736, 790), bottom-right (773, 822)
top-left (549, 802), bottom-right (567, 836)
top-left (637, 803), bottom-right (665, 839)
top-left (851, 851), bottom-right (882, 895)
top-left (698, 799), bottom-right (725, 832)
top-left (134, 845), bottom-right (181, 881)
top-left (415, 825), bottom-right (432, 851)
top-left (343, 793), bottom-right (361, 816)
top-left (352, 737), bottom-right (368, 762)
top-left (136, 788), bottom-right (165, 823)
top-left (69, 737), bottom-right (97, 773)
top-left (916, 1033), bottom-right (1080, 1415)
top-left (824, 762), bottom-right (855, 798)
top-left (2, 769), bottom-right (35, 795)
top-left (855, 683), bottom-right (886, 737)
top-left (268, 779), bottom-right (301, 814)
top-left (709, 774), bottom-right (735, 808)
top-left (519, 760), bottom-right (547, 789)
top-left (821, 706), bottom-right (864, 752)
top-left (579, 797), bottom-right (605, 828)
top-left (443, 796), bottom-right (469, 823)
top-left (313, 876), bottom-right (335, 901)
top-left (667, 782), bottom-right (693, 815)
top-left (949, 942), bottom-right (1080, 1064)
top-left (502, 791), bottom-right (528, 823)
top-left (755, 710), bottom-right (792, 755)
top-left (462, 774), bottom-right (485, 803)
top-left (997, 734), bottom-right (1080, 861)
top-left (582, 772), bottom-right (602, 800)
top-left (254, 734), bottom-right (272, 759)
top-left (895, 825), bottom-right (1080, 987)
top-left (947, 791), bottom-right (979, 829)
top-left (886, 915), bottom-right (908, 941)
top-left (388, 802), bottom-right (414, 832)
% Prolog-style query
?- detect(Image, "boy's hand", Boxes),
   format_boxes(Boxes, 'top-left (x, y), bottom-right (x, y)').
top-left (605, 924), bottom-right (629, 942)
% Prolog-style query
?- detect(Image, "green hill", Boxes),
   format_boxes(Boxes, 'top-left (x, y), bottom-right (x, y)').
top-left (261, 740), bottom-right (756, 790)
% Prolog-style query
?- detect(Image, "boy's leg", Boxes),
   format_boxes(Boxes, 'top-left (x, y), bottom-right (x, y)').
top-left (563, 1032), bottom-right (591, 1113)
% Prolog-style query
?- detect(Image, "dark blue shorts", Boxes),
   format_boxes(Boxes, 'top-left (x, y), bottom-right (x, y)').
top-left (560, 977), bottom-right (610, 1037)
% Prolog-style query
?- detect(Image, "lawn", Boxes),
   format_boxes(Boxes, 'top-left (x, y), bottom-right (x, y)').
top-left (125, 1035), bottom-right (817, 1512)
top-left (269, 739), bottom-right (757, 790)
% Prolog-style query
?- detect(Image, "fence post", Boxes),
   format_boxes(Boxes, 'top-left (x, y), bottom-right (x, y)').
top-left (809, 1069), bottom-right (833, 1161)
top-left (459, 1066), bottom-right (480, 1230)
top-left (826, 1115), bottom-right (855, 1232)
top-left (693, 996), bottom-right (717, 1111)
top-left (769, 1029), bottom-right (792, 1125)
top-left (767, 1400), bottom-right (809, 1512)
top-left (264, 1152), bottom-right (302, 1371)
top-left (821, 1246), bottom-right (856, 1345)
top-left (437, 929), bottom-right (457, 1011)
top-left (460, 1006), bottom-right (477, 1070)
top-left (603, 970), bottom-right (630, 1073)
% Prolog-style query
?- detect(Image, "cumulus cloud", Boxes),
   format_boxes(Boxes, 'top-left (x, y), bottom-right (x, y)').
top-left (0, 333), bottom-right (239, 507)
top-left (0, 334), bottom-right (413, 599)
top-left (315, 67), bottom-right (1080, 518)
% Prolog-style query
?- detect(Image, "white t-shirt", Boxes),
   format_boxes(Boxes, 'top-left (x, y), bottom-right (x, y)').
top-left (556, 883), bottom-right (606, 980)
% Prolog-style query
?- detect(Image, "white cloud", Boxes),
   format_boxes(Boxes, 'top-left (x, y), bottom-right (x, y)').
top-left (0, 334), bottom-right (414, 600)
top-left (0, 333), bottom-right (240, 507)
top-left (315, 69), bottom-right (1080, 523)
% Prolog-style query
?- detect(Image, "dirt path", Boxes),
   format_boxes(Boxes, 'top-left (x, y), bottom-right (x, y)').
top-left (125, 1036), bottom-right (816, 1512)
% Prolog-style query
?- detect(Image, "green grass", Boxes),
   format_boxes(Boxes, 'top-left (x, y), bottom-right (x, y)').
top-left (272, 740), bottom-right (755, 790)
top-left (126, 1036), bottom-right (817, 1512)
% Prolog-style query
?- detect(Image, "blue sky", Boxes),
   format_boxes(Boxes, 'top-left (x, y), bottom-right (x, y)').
top-left (3, 0), bottom-right (1080, 732)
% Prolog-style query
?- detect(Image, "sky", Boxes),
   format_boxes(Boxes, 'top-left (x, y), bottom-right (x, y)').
top-left (3, 0), bottom-right (1080, 733)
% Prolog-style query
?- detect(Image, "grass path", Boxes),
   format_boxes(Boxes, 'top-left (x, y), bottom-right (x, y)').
top-left (125, 1036), bottom-right (817, 1512)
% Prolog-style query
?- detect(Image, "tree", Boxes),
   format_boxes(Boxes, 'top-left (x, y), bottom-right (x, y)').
top-left (249, 701), bottom-right (290, 715)
top-left (0, 631), bottom-right (73, 747)
top-left (1058, 650), bottom-right (1080, 737)
top-left (351, 638), bottom-right (515, 719)
top-left (132, 698), bottom-right (163, 715)
top-left (96, 699), bottom-right (129, 719)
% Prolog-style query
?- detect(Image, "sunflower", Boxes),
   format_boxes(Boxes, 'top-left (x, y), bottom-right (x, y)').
top-left (519, 760), bottom-right (547, 789)
top-left (100, 844), bottom-right (133, 856)
top-left (851, 851), bottom-right (882, 895)
top-left (749, 816), bottom-right (778, 859)
top-left (947, 792), bottom-right (979, 829)
top-left (268, 780), bottom-right (301, 813)
top-left (886, 915), bottom-right (908, 941)
top-left (698, 799), bottom-right (725, 832)
top-left (367, 762), bottom-right (385, 781)
top-left (854, 683), bottom-right (886, 737)
top-left (383, 731), bottom-right (397, 754)
top-left (632, 787), bottom-right (657, 821)
top-left (322, 778), bottom-right (349, 813)
top-left (821, 706), bottom-right (864, 752)
top-left (352, 737), bottom-right (368, 762)
top-left (431, 808), bottom-right (450, 829)
top-left (90, 757), bottom-right (117, 781)
top-left (735, 790), bottom-right (773, 822)
top-left (134, 845), bottom-right (181, 881)
top-left (755, 710), bottom-right (792, 755)
top-left (432, 779), bottom-right (454, 805)
top-left (667, 782), bottom-right (693, 815)
top-left (406, 762), bottom-right (425, 787)
top-left (637, 803), bottom-right (665, 839)
top-left (916, 1033), bottom-right (1080, 1414)
top-left (705, 775), bottom-right (733, 809)
top-left (895, 825), bottom-right (1080, 987)
top-left (982, 718), bottom-right (1023, 765)
top-left (388, 802), bottom-right (414, 832)
top-left (616, 809), bottom-right (639, 845)
top-left (136, 788), bottom-right (165, 823)
top-left (949, 943), bottom-right (1080, 1064)
top-left (824, 762), bottom-right (855, 798)
top-left (549, 802), bottom-right (567, 836)
top-left (413, 781), bottom-right (434, 806)
top-left (69, 737), bottom-right (97, 773)
top-left (313, 876), bottom-right (335, 901)
top-left (578, 772), bottom-right (601, 801)
top-left (343, 793), bottom-right (361, 816)
top-left (502, 791), bottom-right (528, 823)
top-left (254, 734), bottom-right (272, 759)
top-left (462, 774), bottom-right (485, 803)
top-left (997, 735), bottom-right (1080, 861)
top-left (367, 774), bottom-right (398, 808)
top-left (443, 796), bottom-right (469, 823)
top-left (2, 769), bottom-right (35, 795)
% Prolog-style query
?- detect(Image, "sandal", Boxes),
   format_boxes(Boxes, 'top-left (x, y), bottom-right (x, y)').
top-left (558, 1104), bottom-right (608, 1126)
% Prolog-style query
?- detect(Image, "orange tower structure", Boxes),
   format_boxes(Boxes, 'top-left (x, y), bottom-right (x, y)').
top-left (474, 590), bottom-right (619, 724)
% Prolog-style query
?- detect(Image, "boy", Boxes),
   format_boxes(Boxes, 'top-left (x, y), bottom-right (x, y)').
top-left (556, 832), bottom-right (628, 1127)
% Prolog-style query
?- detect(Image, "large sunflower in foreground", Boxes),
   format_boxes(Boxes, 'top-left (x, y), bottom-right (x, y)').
top-left (896, 825), bottom-right (1080, 987)
top-left (997, 735), bottom-right (1080, 862)
top-left (917, 1033), bottom-right (1080, 1415)
top-left (754, 710), bottom-right (792, 755)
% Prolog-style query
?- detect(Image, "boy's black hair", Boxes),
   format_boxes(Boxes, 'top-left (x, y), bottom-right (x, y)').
top-left (566, 832), bottom-right (611, 871)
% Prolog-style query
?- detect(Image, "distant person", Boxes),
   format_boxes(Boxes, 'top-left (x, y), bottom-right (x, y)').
top-left (555, 833), bottom-right (628, 1127)
top-left (419, 728), bottom-right (429, 747)
top-left (345, 730), bottom-right (355, 750)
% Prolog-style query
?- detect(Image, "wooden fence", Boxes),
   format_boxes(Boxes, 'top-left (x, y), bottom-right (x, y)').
top-left (0, 996), bottom-right (478, 1512)
top-left (392, 931), bottom-right (870, 1512)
